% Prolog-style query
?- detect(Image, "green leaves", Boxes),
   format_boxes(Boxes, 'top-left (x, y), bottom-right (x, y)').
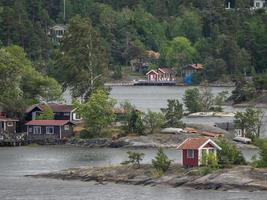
top-left (57, 15), bottom-right (107, 99)
top-left (161, 99), bottom-right (184, 128)
top-left (216, 138), bottom-right (246, 166)
top-left (152, 148), bottom-right (172, 173)
top-left (121, 151), bottom-right (145, 169)
top-left (37, 104), bottom-right (54, 120)
top-left (234, 107), bottom-right (264, 140)
top-left (0, 45), bottom-right (62, 114)
top-left (75, 89), bottom-right (116, 135)
top-left (164, 36), bottom-right (197, 67)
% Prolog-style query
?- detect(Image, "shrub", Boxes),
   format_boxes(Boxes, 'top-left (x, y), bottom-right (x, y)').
top-left (183, 88), bottom-right (203, 113)
top-left (121, 151), bottom-right (145, 168)
top-left (252, 139), bottom-right (267, 168)
top-left (152, 148), bottom-right (172, 172)
top-left (79, 129), bottom-right (94, 139)
top-left (201, 151), bottom-right (219, 169)
top-left (216, 138), bottom-right (246, 166)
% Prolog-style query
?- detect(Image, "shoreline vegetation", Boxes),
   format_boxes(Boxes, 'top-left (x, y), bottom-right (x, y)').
top-left (28, 164), bottom-right (267, 191)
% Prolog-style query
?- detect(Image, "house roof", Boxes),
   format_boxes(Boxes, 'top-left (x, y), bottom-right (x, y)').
top-left (26, 120), bottom-right (72, 126)
top-left (158, 68), bottom-right (176, 74)
top-left (146, 69), bottom-right (158, 75)
top-left (177, 138), bottom-right (221, 150)
top-left (0, 117), bottom-right (19, 122)
top-left (26, 103), bottom-right (74, 113)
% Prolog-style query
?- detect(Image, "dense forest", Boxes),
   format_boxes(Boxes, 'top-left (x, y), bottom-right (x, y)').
top-left (0, 0), bottom-right (267, 106)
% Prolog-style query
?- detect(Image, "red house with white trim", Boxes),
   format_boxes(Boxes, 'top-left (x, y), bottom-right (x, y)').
top-left (146, 68), bottom-right (176, 81)
top-left (177, 138), bottom-right (221, 168)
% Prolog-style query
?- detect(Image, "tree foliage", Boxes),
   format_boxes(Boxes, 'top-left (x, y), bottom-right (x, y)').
top-left (75, 89), bottom-right (115, 135)
top-left (37, 104), bottom-right (54, 120)
top-left (0, 45), bottom-right (61, 114)
top-left (121, 151), bottom-right (145, 169)
top-left (161, 99), bottom-right (184, 128)
top-left (234, 107), bottom-right (264, 140)
top-left (183, 88), bottom-right (203, 113)
top-left (216, 138), bottom-right (246, 166)
top-left (152, 148), bottom-right (172, 172)
top-left (143, 110), bottom-right (165, 134)
top-left (56, 15), bottom-right (107, 99)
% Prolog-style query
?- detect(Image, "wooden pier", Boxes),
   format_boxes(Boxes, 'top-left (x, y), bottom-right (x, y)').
top-left (0, 134), bottom-right (25, 147)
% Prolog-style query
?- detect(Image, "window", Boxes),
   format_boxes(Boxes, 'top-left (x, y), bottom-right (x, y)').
top-left (63, 112), bottom-right (70, 116)
top-left (7, 122), bottom-right (13, 127)
top-left (256, 2), bottom-right (260, 7)
top-left (46, 126), bottom-right (54, 134)
top-left (209, 149), bottom-right (215, 154)
top-left (73, 113), bottom-right (81, 120)
top-left (187, 149), bottom-right (194, 158)
top-left (64, 125), bottom-right (69, 131)
top-left (33, 126), bottom-right (41, 134)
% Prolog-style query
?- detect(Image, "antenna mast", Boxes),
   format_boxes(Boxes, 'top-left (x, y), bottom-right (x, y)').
top-left (63, 0), bottom-right (66, 23)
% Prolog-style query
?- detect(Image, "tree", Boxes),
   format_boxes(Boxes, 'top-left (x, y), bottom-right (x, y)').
top-left (56, 15), bottom-right (108, 99)
top-left (161, 99), bottom-right (184, 128)
top-left (143, 110), bottom-right (165, 134)
top-left (204, 57), bottom-right (227, 82)
top-left (152, 148), bottom-right (172, 172)
top-left (183, 88), bottom-right (203, 113)
top-left (75, 89), bottom-right (116, 136)
top-left (216, 138), bottom-right (246, 166)
top-left (128, 109), bottom-right (145, 135)
top-left (121, 151), bottom-right (145, 169)
top-left (199, 84), bottom-right (214, 112)
top-left (37, 104), bottom-right (54, 120)
top-left (0, 45), bottom-right (61, 115)
top-left (164, 36), bottom-right (197, 67)
top-left (234, 107), bottom-right (264, 140)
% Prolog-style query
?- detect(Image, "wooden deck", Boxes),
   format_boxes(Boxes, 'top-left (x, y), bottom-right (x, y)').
top-left (0, 134), bottom-right (25, 147)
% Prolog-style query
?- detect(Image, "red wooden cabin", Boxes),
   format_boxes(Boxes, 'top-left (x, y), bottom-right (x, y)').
top-left (177, 138), bottom-right (221, 168)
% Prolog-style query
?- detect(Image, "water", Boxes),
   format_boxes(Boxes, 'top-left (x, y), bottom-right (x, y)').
top-left (110, 86), bottom-right (267, 137)
top-left (0, 146), bottom-right (263, 200)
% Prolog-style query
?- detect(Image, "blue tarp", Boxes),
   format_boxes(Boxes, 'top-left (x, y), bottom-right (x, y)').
top-left (183, 74), bottom-right (192, 85)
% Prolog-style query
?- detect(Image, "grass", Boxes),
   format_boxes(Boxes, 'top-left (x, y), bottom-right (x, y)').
top-left (27, 143), bottom-right (40, 147)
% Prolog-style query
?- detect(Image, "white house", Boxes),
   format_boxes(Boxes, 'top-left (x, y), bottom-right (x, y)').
top-left (253, 0), bottom-right (266, 9)
top-left (48, 24), bottom-right (68, 43)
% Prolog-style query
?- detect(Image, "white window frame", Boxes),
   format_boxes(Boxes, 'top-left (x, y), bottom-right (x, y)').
top-left (187, 149), bottom-right (194, 158)
top-left (73, 112), bottom-right (81, 120)
top-left (33, 126), bottom-right (42, 135)
top-left (46, 126), bottom-right (54, 135)
top-left (7, 122), bottom-right (13, 127)
top-left (64, 125), bottom-right (69, 131)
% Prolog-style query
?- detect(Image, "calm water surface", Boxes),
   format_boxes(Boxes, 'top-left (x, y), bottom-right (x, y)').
top-left (110, 86), bottom-right (267, 137)
top-left (0, 146), bottom-right (264, 200)
top-left (2, 86), bottom-right (266, 199)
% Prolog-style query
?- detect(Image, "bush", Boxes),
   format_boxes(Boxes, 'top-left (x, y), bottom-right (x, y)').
top-left (216, 138), bottom-right (246, 166)
top-left (152, 148), bottom-right (172, 172)
top-left (183, 88), bottom-right (203, 113)
top-left (201, 151), bottom-right (219, 169)
top-left (121, 151), bottom-right (145, 168)
top-left (192, 72), bottom-right (202, 85)
top-left (252, 139), bottom-right (267, 168)
top-left (79, 129), bottom-right (94, 139)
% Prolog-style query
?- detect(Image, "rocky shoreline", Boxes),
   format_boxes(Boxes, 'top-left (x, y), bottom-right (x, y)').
top-left (66, 133), bottom-right (258, 150)
top-left (28, 165), bottom-right (267, 191)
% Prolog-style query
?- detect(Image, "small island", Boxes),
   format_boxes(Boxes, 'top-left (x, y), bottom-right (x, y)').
top-left (29, 138), bottom-right (267, 192)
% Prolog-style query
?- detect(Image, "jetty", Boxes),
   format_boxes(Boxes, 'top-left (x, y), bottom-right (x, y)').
top-left (0, 134), bottom-right (26, 147)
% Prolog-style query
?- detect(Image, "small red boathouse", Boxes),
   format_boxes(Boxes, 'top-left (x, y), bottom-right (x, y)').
top-left (177, 138), bottom-right (221, 168)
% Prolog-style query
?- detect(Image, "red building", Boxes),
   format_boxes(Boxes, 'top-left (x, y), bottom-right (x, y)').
top-left (146, 68), bottom-right (176, 81)
top-left (177, 138), bottom-right (221, 168)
